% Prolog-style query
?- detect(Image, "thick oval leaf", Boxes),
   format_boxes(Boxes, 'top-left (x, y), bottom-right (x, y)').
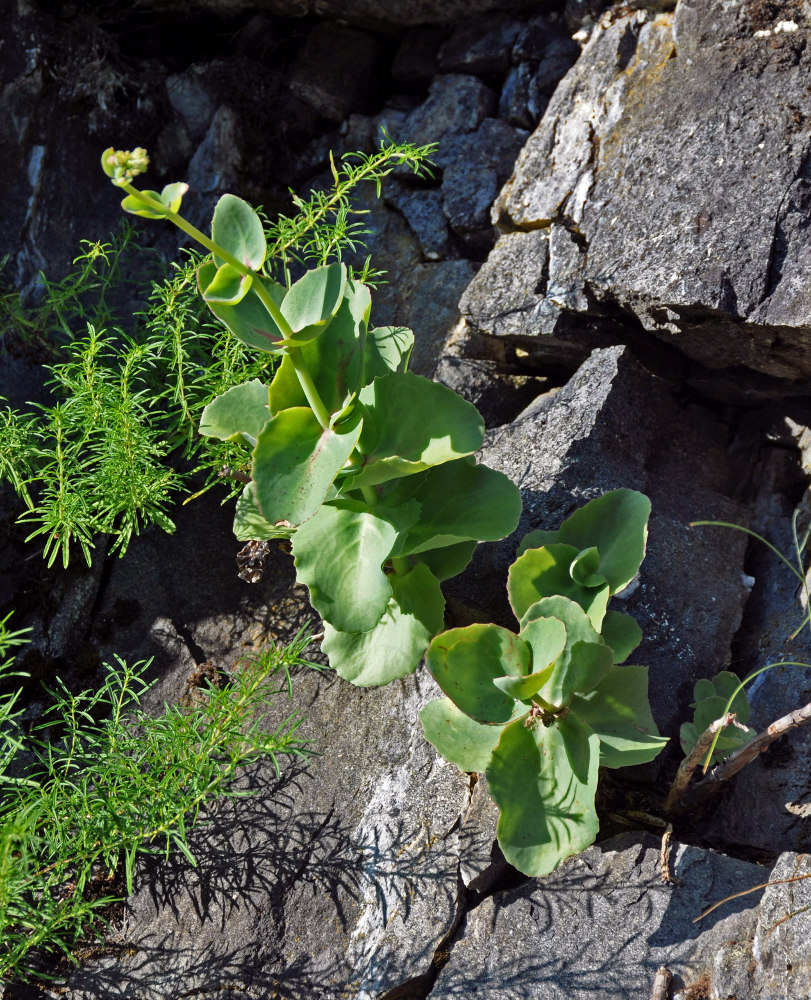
top-left (569, 547), bottom-right (606, 588)
top-left (160, 181), bottom-right (188, 213)
top-left (281, 262), bottom-right (347, 334)
top-left (518, 616), bottom-right (567, 674)
top-left (600, 610), bottom-right (643, 664)
top-left (120, 189), bottom-right (169, 219)
top-left (516, 528), bottom-right (558, 557)
top-left (198, 261), bottom-right (287, 353)
top-left (487, 716), bottom-right (599, 877)
top-left (706, 671), bottom-right (750, 723)
top-left (199, 380), bottom-right (270, 442)
top-left (413, 540), bottom-right (477, 582)
top-left (252, 406), bottom-right (362, 527)
top-left (427, 624), bottom-right (530, 725)
top-left (322, 563), bottom-right (445, 686)
top-left (521, 596), bottom-right (612, 706)
top-left (211, 193), bottom-right (266, 270)
top-left (508, 543), bottom-right (610, 630)
top-left (362, 326), bottom-right (414, 384)
top-left (556, 489), bottom-right (651, 595)
top-left (400, 459), bottom-right (522, 554)
top-left (295, 280), bottom-right (370, 415)
top-left (292, 500), bottom-right (400, 633)
top-left (570, 664), bottom-right (669, 768)
top-left (421, 698), bottom-right (520, 773)
top-left (233, 482), bottom-right (294, 541)
top-left (347, 372), bottom-right (485, 489)
top-left (268, 354), bottom-right (306, 414)
top-left (493, 671), bottom-right (550, 701)
top-left (693, 694), bottom-right (732, 735)
top-left (202, 263), bottom-right (253, 305)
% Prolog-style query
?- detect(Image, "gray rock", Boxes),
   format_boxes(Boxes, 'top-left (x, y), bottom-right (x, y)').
top-left (491, 5), bottom-right (811, 385)
top-left (289, 23), bottom-right (385, 124)
top-left (438, 119), bottom-right (528, 248)
top-left (56, 492), bottom-right (494, 999)
top-left (434, 354), bottom-right (549, 428)
top-left (705, 414), bottom-right (811, 856)
top-left (499, 62), bottom-right (536, 129)
top-left (438, 14), bottom-right (522, 80)
top-left (166, 64), bottom-right (218, 139)
top-left (513, 13), bottom-right (568, 61)
top-left (385, 183), bottom-right (451, 260)
top-left (444, 345), bottom-right (750, 736)
top-left (401, 75), bottom-right (498, 150)
top-left (391, 26), bottom-right (448, 88)
top-left (428, 832), bottom-right (787, 1000)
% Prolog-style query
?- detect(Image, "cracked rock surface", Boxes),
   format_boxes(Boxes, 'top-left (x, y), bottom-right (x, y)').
top-left (476, 2), bottom-right (811, 387)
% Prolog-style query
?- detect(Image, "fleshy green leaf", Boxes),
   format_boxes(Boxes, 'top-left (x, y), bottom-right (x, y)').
top-left (291, 279), bottom-right (370, 416)
top-left (556, 489), bottom-right (651, 595)
top-left (421, 697), bottom-right (521, 773)
top-left (322, 563), bottom-right (444, 686)
top-left (426, 624), bottom-right (530, 725)
top-left (292, 499), bottom-right (412, 633)
top-left (211, 193), bottom-right (266, 270)
top-left (363, 326), bottom-right (414, 384)
top-left (600, 610), bottom-right (643, 664)
top-left (252, 406), bottom-right (362, 527)
top-left (199, 380), bottom-right (270, 442)
top-left (268, 354), bottom-right (306, 414)
top-left (198, 261), bottom-right (288, 353)
top-left (521, 596), bottom-right (612, 706)
top-left (399, 459), bottom-right (522, 554)
top-left (412, 540), bottom-right (477, 582)
top-left (120, 189), bottom-right (169, 219)
top-left (281, 262), bottom-right (347, 335)
top-left (692, 678), bottom-right (717, 705)
top-left (694, 695), bottom-right (732, 734)
top-left (233, 482), bottom-right (294, 541)
top-left (508, 543), bottom-right (610, 631)
top-left (706, 671), bottom-right (750, 722)
top-left (347, 372), bottom-right (485, 489)
top-left (160, 181), bottom-right (188, 213)
top-left (518, 616), bottom-right (567, 675)
top-left (202, 263), bottom-right (253, 305)
top-left (487, 715), bottom-right (600, 877)
top-left (492, 671), bottom-right (549, 701)
top-left (569, 547), bottom-right (606, 588)
top-left (570, 664), bottom-right (668, 768)
top-left (516, 529), bottom-right (558, 557)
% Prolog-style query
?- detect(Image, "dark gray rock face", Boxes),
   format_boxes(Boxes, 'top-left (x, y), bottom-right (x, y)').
top-left (445, 345), bottom-right (750, 736)
top-left (484, 4), bottom-right (811, 387)
top-left (429, 832), bottom-right (810, 1000)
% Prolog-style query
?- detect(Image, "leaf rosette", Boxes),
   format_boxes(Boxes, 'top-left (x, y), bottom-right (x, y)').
top-left (421, 490), bottom-right (668, 877)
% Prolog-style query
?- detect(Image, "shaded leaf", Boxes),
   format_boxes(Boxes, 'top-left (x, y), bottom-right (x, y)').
top-left (363, 326), bottom-right (413, 384)
top-left (252, 406), bottom-right (362, 527)
top-left (292, 499), bottom-right (409, 633)
top-left (421, 697), bottom-right (521, 773)
top-left (516, 528), bottom-right (558, 557)
top-left (199, 380), bottom-right (270, 442)
top-left (570, 664), bottom-right (668, 768)
top-left (487, 716), bottom-right (599, 877)
top-left (281, 262), bottom-right (347, 334)
top-left (201, 263), bottom-right (253, 305)
top-left (233, 482), bottom-right (294, 542)
top-left (347, 372), bottom-right (484, 489)
top-left (508, 543), bottom-right (609, 630)
top-left (400, 459), bottom-right (522, 554)
top-left (600, 610), bottom-right (642, 664)
top-left (427, 624), bottom-right (530, 725)
top-left (198, 261), bottom-right (288, 353)
top-left (413, 540), bottom-right (477, 582)
top-left (323, 563), bottom-right (444, 686)
top-left (557, 489), bottom-right (650, 595)
top-left (212, 193), bottom-right (266, 269)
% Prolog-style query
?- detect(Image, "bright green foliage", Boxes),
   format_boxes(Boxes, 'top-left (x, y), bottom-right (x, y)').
top-left (421, 490), bottom-right (668, 877)
top-left (680, 671), bottom-right (756, 764)
top-left (105, 144), bottom-right (522, 686)
top-left (0, 622), bottom-right (317, 983)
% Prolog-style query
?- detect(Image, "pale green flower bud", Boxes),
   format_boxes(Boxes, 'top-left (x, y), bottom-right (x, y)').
top-left (101, 147), bottom-right (150, 186)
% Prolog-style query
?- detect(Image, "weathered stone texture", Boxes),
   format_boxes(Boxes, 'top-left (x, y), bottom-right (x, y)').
top-left (484, 4), bottom-right (811, 384)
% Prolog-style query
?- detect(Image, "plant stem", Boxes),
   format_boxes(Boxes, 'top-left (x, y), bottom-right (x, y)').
top-left (361, 485), bottom-right (378, 507)
top-left (390, 555), bottom-right (410, 576)
top-left (690, 699), bottom-right (811, 803)
top-left (286, 348), bottom-right (330, 428)
top-left (663, 712), bottom-right (736, 814)
top-left (121, 185), bottom-right (333, 429)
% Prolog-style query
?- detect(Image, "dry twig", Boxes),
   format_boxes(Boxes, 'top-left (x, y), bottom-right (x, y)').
top-left (663, 713), bottom-right (735, 813)
top-left (692, 699), bottom-right (811, 802)
top-left (650, 965), bottom-right (672, 1000)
